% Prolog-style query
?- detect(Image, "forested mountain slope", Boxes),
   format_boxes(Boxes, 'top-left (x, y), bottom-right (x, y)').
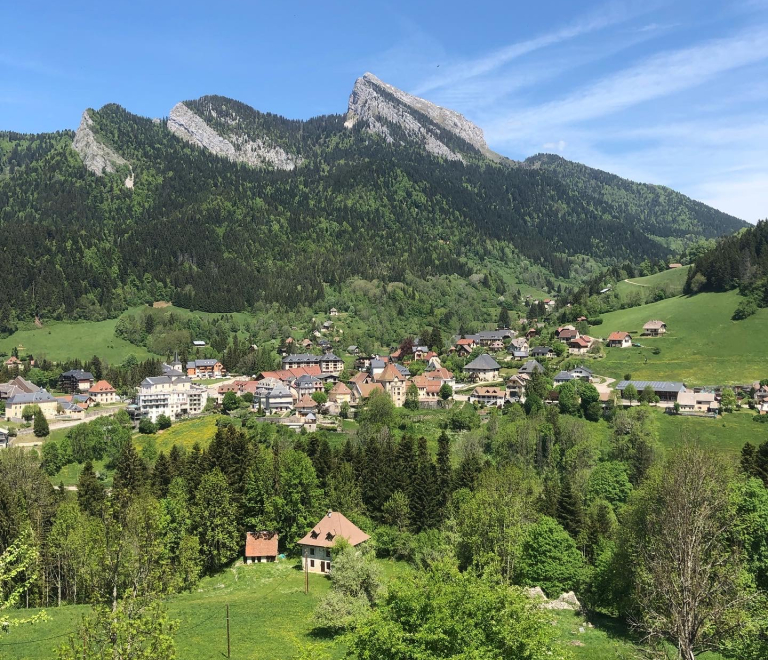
top-left (522, 153), bottom-right (747, 251)
top-left (0, 74), bottom-right (747, 326)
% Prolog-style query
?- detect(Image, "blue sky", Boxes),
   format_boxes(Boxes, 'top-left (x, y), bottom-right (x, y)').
top-left (2, 0), bottom-right (767, 221)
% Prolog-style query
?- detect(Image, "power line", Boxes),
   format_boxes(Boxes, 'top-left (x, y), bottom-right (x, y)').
top-left (0, 629), bottom-right (74, 646)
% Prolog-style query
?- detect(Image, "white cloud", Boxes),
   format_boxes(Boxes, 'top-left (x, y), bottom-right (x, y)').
top-left (542, 140), bottom-right (568, 152)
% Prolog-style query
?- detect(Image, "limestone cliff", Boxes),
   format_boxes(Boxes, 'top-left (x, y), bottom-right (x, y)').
top-left (72, 110), bottom-right (134, 186)
top-left (167, 101), bottom-right (301, 170)
top-left (345, 72), bottom-right (495, 161)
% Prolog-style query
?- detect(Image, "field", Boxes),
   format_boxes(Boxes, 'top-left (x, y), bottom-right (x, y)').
top-left (654, 409), bottom-right (766, 457)
top-left (134, 415), bottom-right (220, 454)
top-left (1, 557), bottom-right (667, 660)
top-left (613, 265), bottom-right (690, 301)
top-left (594, 290), bottom-right (768, 386)
top-left (0, 314), bottom-right (154, 363)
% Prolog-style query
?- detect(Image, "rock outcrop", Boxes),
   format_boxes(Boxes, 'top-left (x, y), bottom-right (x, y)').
top-left (345, 72), bottom-right (495, 161)
top-left (72, 110), bottom-right (133, 186)
top-left (167, 102), bottom-right (301, 171)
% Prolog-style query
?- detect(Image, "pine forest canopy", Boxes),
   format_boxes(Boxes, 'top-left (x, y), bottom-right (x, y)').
top-left (0, 74), bottom-right (748, 325)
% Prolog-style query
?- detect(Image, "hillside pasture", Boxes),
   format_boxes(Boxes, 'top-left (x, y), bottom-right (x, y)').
top-left (594, 291), bottom-right (768, 386)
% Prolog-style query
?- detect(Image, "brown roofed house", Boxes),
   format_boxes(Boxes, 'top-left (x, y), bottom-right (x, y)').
top-left (643, 320), bottom-right (667, 336)
top-left (329, 381), bottom-right (352, 404)
top-left (244, 531), bottom-right (279, 564)
top-left (298, 511), bottom-right (370, 573)
top-left (606, 332), bottom-right (632, 349)
top-left (89, 380), bottom-right (117, 404)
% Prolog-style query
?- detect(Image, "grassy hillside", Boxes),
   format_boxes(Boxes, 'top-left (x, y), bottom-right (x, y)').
top-left (613, 265), bottom-right (690, 301)
top-left (0, 315), bottom-right (155, 364)
top-left (654, 409), bottom-right (763, 457)
top-left (594, 290), bottom-right (768, 385)
top-left (2, 558), bottom-right (656, 660)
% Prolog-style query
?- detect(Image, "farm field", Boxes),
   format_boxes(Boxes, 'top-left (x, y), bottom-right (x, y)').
top-left (2, 557), bottom-right (664, 660)
top-left (613, 265), bottom-right (690, 301)
top-left (0, 313), bottom-right (155, 364)
top-left (594, 290), bottom-right (768, 386)
top-left (654, 409), bottom-right (765, 457)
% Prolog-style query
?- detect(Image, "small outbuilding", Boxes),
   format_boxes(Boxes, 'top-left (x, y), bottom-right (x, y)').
top-left (244, 531), bottom-right (279, 564)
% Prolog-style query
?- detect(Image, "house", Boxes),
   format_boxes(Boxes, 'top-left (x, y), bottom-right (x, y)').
top-left (569, 366), bottom-right (594, 381)
top-left (329, 381), bottom-right (352, 404)
top-left (568, 336), bottom-right (594, 355)
top-left (677, 391), bottom-right (719, 413)
top-left (254, 383), bottom-right (295, 414)
top-left (463, 354), bottom-right (501, 382)
top-left (56, 399), bottom-right (86, 420)
top-left (136, 375), bottom-right (208, 422)
top-left (668, 263), bottom-right (683, 269)
top-left (89, 380), bottom-right (117, 404)
top-left (296, 395), bottom-right (319, 415)
top-left (530, 346), bottom-right (554, 359)
top-left (351, 381), bottom-right (384, 405)
top-left (282, 353), bottom-right (344, 376)
top-left (409, 375), bottom-right (441, 405)
top-left (186, 359), bottom-right (226, 379)
top-left (298, 511), bottom-right (370, 574)
top-left (260, 413), bottom-right (316, 432)
top-left (510, 350), bottom-right (529, 361)
top-left (525, 329), bottom-right (538, 339)
top-left (330, 307), bottom-right (339, 317)
top-left (294, 374), bottom-right (324, 399)
top-left (518, 360), bottom-right (545, 375)
top-left (4, 356), bottom-right (23, 371)
top-left (453, 338), bottom-right (477, 356)
top-left (506, 374), bottom-right (529, 400)
top-left (192, 340), bottom-right (206, 347)
top-left (300, 339), bottom-right (314, 350)
top-left (555, 326), bottom-right (579, 343)
top-left (607, 332), bottom-right (632, 348)
top-left (470, 386), bottom-right (505, 407)
top-left (643, 320), bottom-right (667, 336)
top-left (322, 320), bottom-right (334, 332)
top-left (0, 376), bottom-right (39, 400)
top-left (5, 390), bottom-right (59, 421)
top-left (346, 345), bottom-right (359, 356)
top-left (462, 330), bottom-right (517, 348)
top-left (616, 380), bottom-right (686, 403)
top-left (508, 338), bottom-right (529, 352)
top-left (423, 366), bottom-right (455, 389)
top-left (244, 531), bottom-right (279, 564)
top-left (375, 363), bottom-right (408, 407)
top-left (554, 371), bottom-right (576, 385)
top-left (59, 370), bottom-right (94, 393)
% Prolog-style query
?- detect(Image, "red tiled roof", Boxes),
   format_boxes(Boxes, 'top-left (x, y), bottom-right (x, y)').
top-left (377, 363), bottom-right (406, 382)
top-left (89, 380), bottom-right (115, 393)
top-left (298, 512), bottom-right (370, 548)
top-left (356, 382), bottom-right (384, 398)
top-left (456, 338), bottom-right (476, 346)
top-left (330, 381), bottom-right (352, 395)
top-left (607, 332), bottom-right (630, 341)
top-left (245, 531), bottom-right (279, 557)
top-left (296, 395), bottom-right (318, 409)
top-left (350, 372), bottom-right (370, 385)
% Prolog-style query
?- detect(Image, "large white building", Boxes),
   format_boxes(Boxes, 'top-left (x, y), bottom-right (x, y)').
top-left (136, 375), bottom-right (208, 422)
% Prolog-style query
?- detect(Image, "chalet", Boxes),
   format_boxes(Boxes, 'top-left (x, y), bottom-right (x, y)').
top-left (6, 390), bottom-right (58, 421)
top-left (530, 346), bottom-right (554, 359)
top-left (510, 350), bottom-right (529, 361)
top-left (321, 320), bottom-right (334, 332)
top-left (330, 307), bottom-right (339, 316)
top-left (508, 338), bottom-right (529, 352)
top-left (616, 380), bottom-right (686, 403)
top-left (569, 366), bottom-right (594, 381)
top-left (463, 354), bottom-right (501, 382)
top-left (554, 371), bottom-right (576, 385)
top-left (244, 531), bottom-right (279, 564)
top-left (298, 511), bottom-right (370, 574)
top-left (463, 330), bottom-right (517, 348)
top-left (329, 381), bottom-right (352, 404)
top-left (453, 338), bottom-right (477, 355)
top-left (186, 359), bottom-right (226, 379)
top-left (411, 375), bottom-right (442, 404)
top-left (301, 338), bottom-right (314, 349)
top-left (296, 395), bottom-right (319, 415)
top-left (677, 391), bottom-right (719, 413)
top-left (607, 332), bottom-right (632, 348)
top-left (354, 355), bottom-right (372, 371)
top-left (4, 356), bottom-right (23, 371)
top-left (89, 380), bottom-right (117, 404)
top-left (555, 326), bottom-right (578, 343)
top-left (568, 336), bottom-right (594, 355)
top-left (0, 376), bottom-right (39, 400)
top-left (59, 370), bottom-right (94, 393)
top-left (346, 345), bottom-right (359, 356)
top-left (525, 328), bottom-right (538, 339)
top-left (643, 320), bottom-right (667, 336)
top-left (470, 386), bottom-right (505, 407)
top-left (506, 374), bottom-right (529, 399)
top-left (518, 360), bottom-right (545, 375)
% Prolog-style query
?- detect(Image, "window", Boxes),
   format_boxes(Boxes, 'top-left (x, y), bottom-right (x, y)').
top-left (326, 549), bottom-right (331, 558)
top-left (310, 548), bottom-right (315, 556)
top-left (310, 560), bottom-right (315, 568)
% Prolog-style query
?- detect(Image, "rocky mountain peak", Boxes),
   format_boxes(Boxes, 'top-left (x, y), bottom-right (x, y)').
top-left (72, 110), bottom-right (134, 187)
top-left (345, 72), bottom-right (494, 161)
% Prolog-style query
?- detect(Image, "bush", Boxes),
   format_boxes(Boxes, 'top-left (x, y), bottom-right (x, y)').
top-left (733, 298), bottom-right (758, 321)
top-left (156, 414), bottom-right (172, 430)
top-left (138, 418), bottom-right (157, 434)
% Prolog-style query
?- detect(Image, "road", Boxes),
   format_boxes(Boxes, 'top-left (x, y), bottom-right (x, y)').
top-left (11, 404), bottom-right (127, 448)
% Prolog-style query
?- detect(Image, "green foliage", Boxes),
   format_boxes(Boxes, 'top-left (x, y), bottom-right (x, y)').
top-left (156, 414), bottom-right (172, 430)
top-left (721, 387), bottom-right (737, 413)
top-left (193, 468), bottom-right (239, 571)
top-left (33, 409), bottom-right (49, 437)
top-left (222, 391), bottom-right (239, 412)
top-left (311, 391), bottom-right (328, 405)
top-left (347, 560), bottom-right (568, 660)
top-left (138, 418), bottom-right (158, 434)
top-left (517, 516), bottom-right (586, 597)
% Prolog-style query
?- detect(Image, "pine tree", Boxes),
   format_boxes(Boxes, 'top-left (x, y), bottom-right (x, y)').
top-left (497, 306), bottom-right (510, 329)
top-left (556, 478), bottom-right (583, 539)
top-left (193, 468), bottom-right (239, 571)
top-left (77, 461), bottom-right (106, 517)
top-left (454, 452), bottom-right (482, 491)
top-left (153, 452), bottom-right (173, 498)
top-left (410, 437), bottom-right (437, 531)
top-left (435, 432), bottom-right (452, 517)
top-left (33, 409), bottom-right (49, 438)
top-left (112, 442), bottom-right (148, 496)
top-left (312, 438), bottom-right (333, 489)
top-left (740, 442), bottom-right (757, 478)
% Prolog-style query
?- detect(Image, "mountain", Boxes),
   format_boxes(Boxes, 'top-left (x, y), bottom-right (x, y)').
top-left (0, 73), bottom-right (748, 326)
top-left (522, 154), bottom-right (747, 252)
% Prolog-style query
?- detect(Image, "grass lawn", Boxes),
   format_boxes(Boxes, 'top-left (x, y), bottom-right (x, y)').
top-left (654, 409), bottom-right (765, 457)
top-left (0, 313), bottom-right (155, 363)
top-left (134, 415), bottom-right (219, 454)
top-left (50, 459), bottom-right (113, 488)
top-left (595, 291), bottom-right (768, 386)
top-left (613, 265), bottom-right (690, 301)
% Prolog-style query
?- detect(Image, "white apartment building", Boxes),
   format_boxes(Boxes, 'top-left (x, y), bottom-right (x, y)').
top-left (136, 375), bottom-right (208, 422)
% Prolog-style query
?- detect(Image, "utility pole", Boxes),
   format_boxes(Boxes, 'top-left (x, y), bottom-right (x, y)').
top-left (226, 604), bottom-right (231, 658)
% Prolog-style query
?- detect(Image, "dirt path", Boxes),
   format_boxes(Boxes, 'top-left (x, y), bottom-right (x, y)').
top-left (623, 279), bottom-right (648, 287)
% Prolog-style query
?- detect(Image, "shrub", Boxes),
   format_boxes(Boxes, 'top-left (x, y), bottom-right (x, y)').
top-left (156, 414), bottom-right (172, 430)
top-left (138, 418), bottom-right (157, 434)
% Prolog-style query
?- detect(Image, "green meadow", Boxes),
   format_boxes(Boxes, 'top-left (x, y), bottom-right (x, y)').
top-left (594, 290), bottom-right (768, 386)
top-left (612, 265), bottom-right (690, 301)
